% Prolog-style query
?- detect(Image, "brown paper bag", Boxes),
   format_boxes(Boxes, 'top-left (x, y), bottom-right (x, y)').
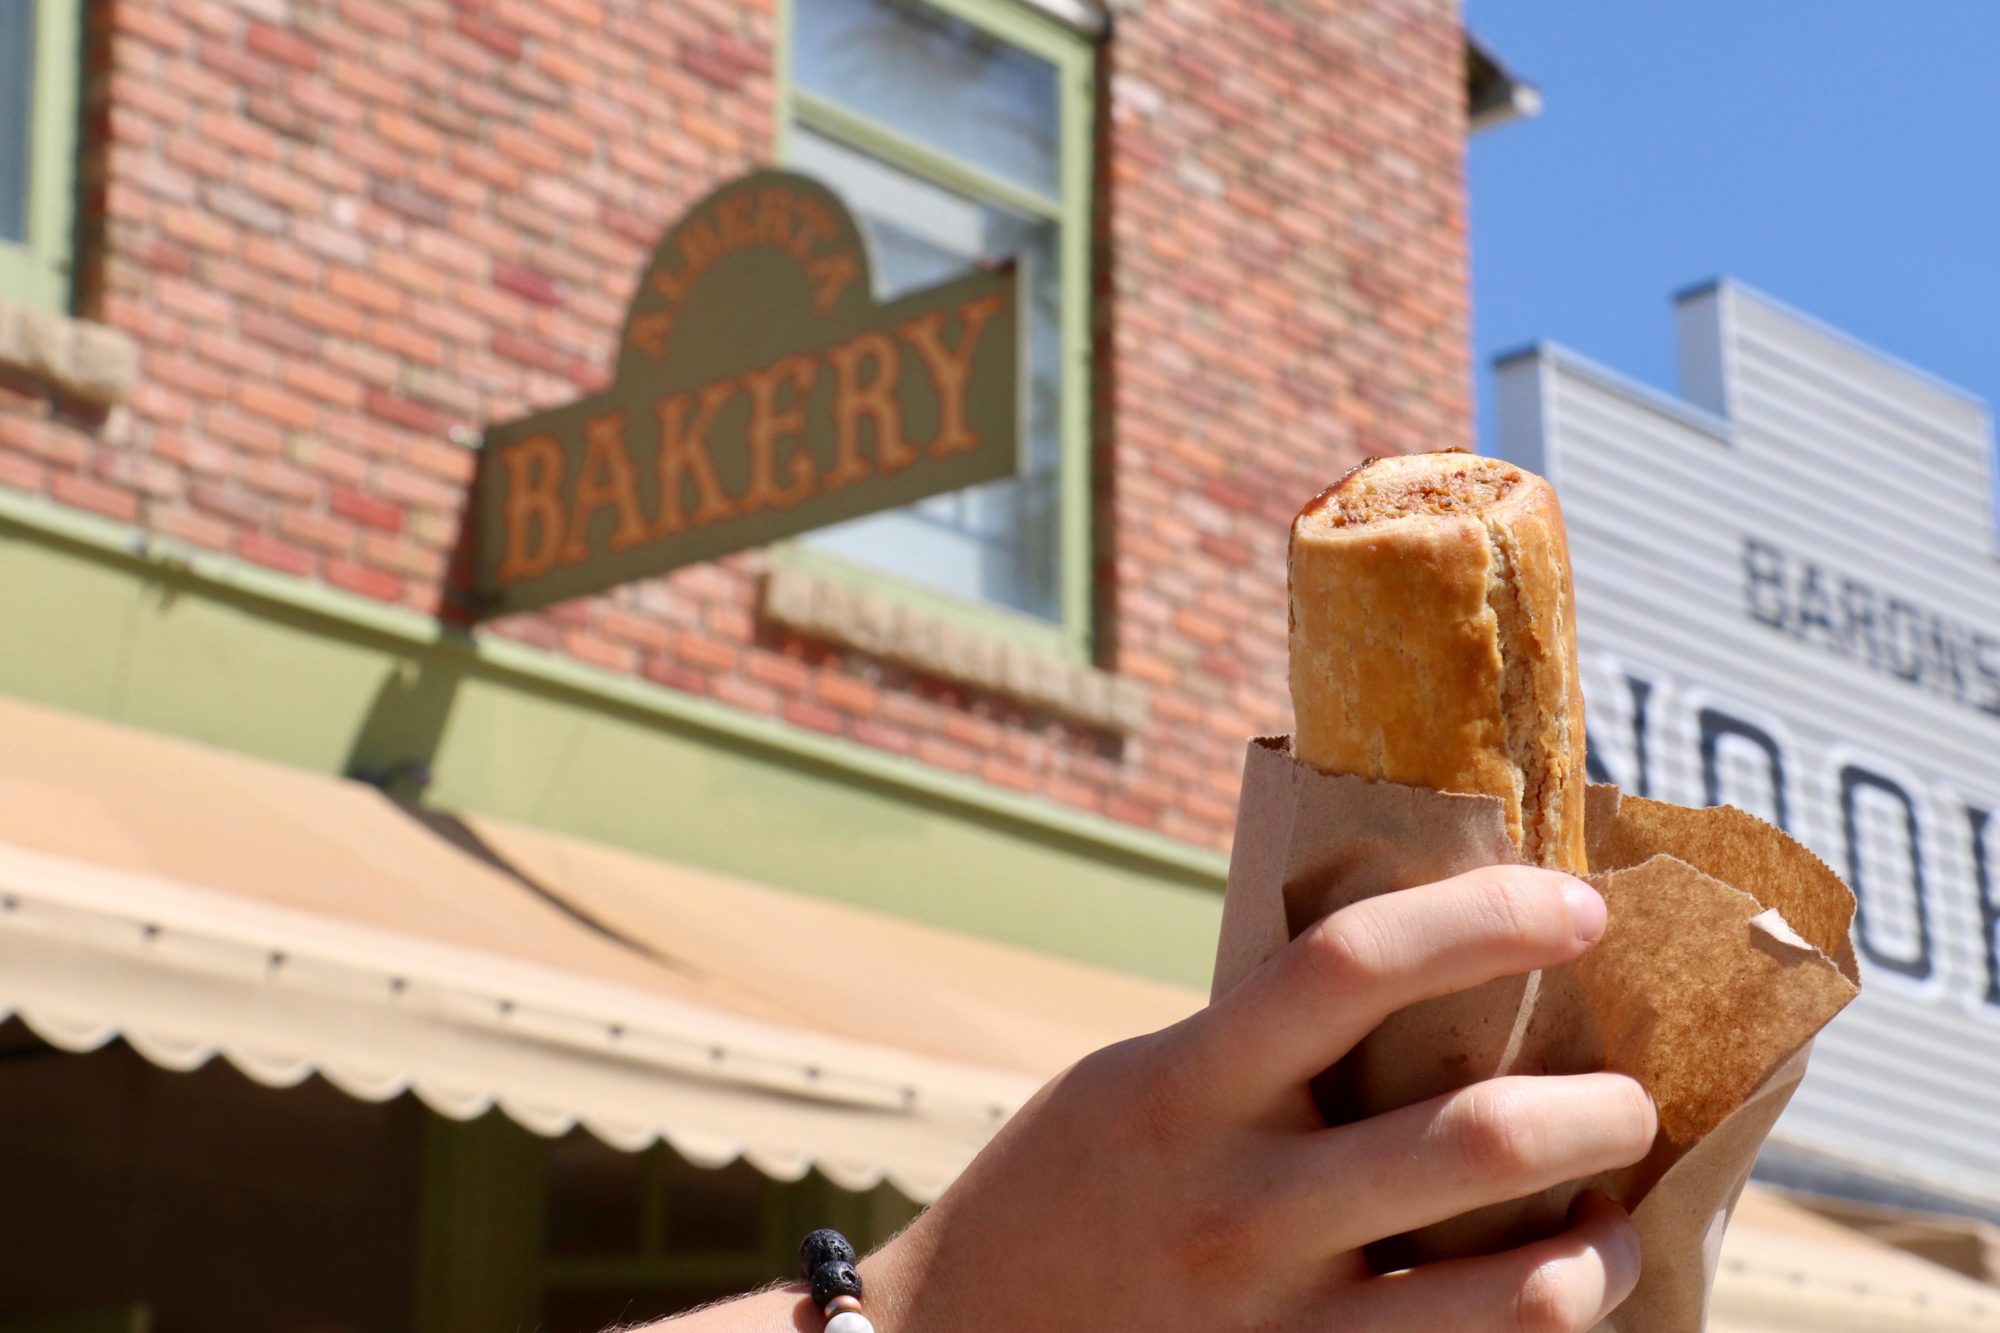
top-left (1211, 738), bottom-right (1861, 1332)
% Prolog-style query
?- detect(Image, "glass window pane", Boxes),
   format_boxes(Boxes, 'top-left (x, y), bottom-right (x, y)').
top-left (795, 0), bottom-right (1061, 198)
top-left (543, 1128), bottom-right (645, 1258)
top-left (0, 2), bottom-right (35, 244)
top-left (661, 1156), bottom-right (766, 1252)
top-left (792, 128), bottom-right (1064, 623)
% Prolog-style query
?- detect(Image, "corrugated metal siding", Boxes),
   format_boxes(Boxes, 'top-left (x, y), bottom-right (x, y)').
top-left (1496, 282), bottom-right (2000, 1211)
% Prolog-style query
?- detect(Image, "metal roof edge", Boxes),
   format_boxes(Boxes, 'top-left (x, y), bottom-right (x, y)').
top-left (1491, 341), bottom-right (1737, 442)
top-left (1679, 279), bottom-right (1993, 419)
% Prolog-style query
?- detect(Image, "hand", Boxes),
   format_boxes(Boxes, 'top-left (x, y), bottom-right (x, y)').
top-left (859, 866), bottom-right (1656, 1332)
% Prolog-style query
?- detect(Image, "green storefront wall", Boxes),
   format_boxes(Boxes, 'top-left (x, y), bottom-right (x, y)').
top-left (0, 490), bottom-right (1226, 989)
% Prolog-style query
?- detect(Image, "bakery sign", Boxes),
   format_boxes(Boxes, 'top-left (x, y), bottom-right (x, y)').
top-left (1497, 281), bottom-right (2000, 1209)
top-left (465, 170), bottom-right (1020, 617)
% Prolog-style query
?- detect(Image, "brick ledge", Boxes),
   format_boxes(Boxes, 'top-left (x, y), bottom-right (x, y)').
top-left (763, 566), bottom-right (1152, 736)
top-left (0, 296), bottom-right (139, 406)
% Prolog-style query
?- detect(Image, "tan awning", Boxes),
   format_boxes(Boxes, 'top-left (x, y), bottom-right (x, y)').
top-left (0, 696), bottom-right (1201, 1201)
top-left (1714, 1186), bottom-right (2000, 1331)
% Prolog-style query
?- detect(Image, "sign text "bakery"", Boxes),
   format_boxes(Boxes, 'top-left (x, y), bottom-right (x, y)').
top-left (466, 170), bottom-right (1020, 617)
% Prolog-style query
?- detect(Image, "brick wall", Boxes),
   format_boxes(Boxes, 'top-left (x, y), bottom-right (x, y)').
top-left (0, 0), bottom-right (1469, 853)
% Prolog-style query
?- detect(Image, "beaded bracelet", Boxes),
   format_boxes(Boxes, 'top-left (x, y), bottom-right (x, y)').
top-left (798, 1228), bottom-right (873, 1332)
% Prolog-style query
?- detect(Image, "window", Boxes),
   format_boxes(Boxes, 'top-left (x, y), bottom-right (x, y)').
top-left (531, 1130), bottom-right (921, 1333)
top-left (0, 0), bottom-right (81, 311)
top-left (784, 0), bottom-right (1095, 655)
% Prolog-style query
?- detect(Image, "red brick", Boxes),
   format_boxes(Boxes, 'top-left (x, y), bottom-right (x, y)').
top-left (365, 321), bottom-right (446, 367)
top-left (111, 454), bottom-right (187, 512)
top-left (456, 13), bottom-right (525, 58)
top-left (155, 276), bottom-right (232, 325)
top-left (290, 290), bottom-right (368, 339)
top-left (196, 109), bottom-right (282, 161)
top-left (202, 406), bottom-right (285, 456)
top-left (491, 126), bottom-right (566, 174)
top-left (492, 262), bottom-right (562, 306)
top-left (565, 628), bottom-right (636, 673)
top-left (242, 235), bottom-right (319, 284)
top-left (151, 430), bottom-right (236, 477)
top-left (325, 558), bottom-right (404, 602)
top-left (93, 452), bottom-right (181, 504)
top-left (278, 508), bottom-right (355, 554)
top-left (362, 531), bottom-right (447, 580)
top-left (245, 91), bottom-right (321, 142)
top-left (149, 505), bottom-right (233, 551)
top-left (675, 632), bottom-right (738, 672)
top-left (978, 758), bottom-right (1036, 793)
top-left (375, 250), bottom-right (451, 298)
top-left (246, 20), bottom-right (321, 71)
top-left (239, 161), bottom-right (323, 214)
top-left (745, 650), bottom-right (810, 692)
top-left (111, 3), bottom-right (190, 52)
top-left (242, 455), bottom-right (321, 502)
top-left (679, 45), bottom-right (746, 91)
top-left (147, 352), bottom-right (233, 399)
top-left (371, 180), bottom-right (451, 227)
top-left (643, 658), bottom-right (709, 695)
top-left (375, 464), bottom-right (459, 510)
top-left (326, 267), bottom-right (403, 315)
top-left (291, 437), bottom-right (370, 486)
top-left (914, 738), bottom-right (976, 775)
top-left (1101, 795), bottom-right (1163, 829)
top-left (340, 0), bottom-right (413, 40)
top-left (363, 390), bottom-right (444, 436)
top-left (237, 530), bottom-right (315, 576)
top-left (596, 606), bottom-right (674, 653)
top-left (50, 472), bottom-right (140, 522)
top-left (0, 449), bottom-right (43, 492)
top-left (319, 489), bottom-right (398, 540)
top-left (281, 360), bottom-right (366, 409)
top-left (491, 330), bottom-right (574, 377)
top-left (237, 382), bottom-right (319, 431)
top-left (160, 204), bottom-right (235, 252)
top-left (195, 40), bottom-right (282, 91)
top-left (189, 481), bottom-right (270, 526)
top-left (402, 438), bottom-right (475, 483)
top-left (782, 699), bottom-right (843, 736)
top-left (321, 341), bottom-right (400, 388)
top-left (850, 719), bottom-right (914, 757)
top-left (372, 108), bottom-right (445, 158)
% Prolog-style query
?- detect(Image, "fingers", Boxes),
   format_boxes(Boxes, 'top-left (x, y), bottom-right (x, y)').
top-left (1344, 1190), bottom-right (1642, 1332)
top-left (1276, 1073), bottom-right (1657, 1254)
top-left (1192, 866), bottom-right (1606, 1109)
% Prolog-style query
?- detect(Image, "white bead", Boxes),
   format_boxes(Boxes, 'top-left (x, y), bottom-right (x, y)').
top-left (825, 1314), bottom-right (874, 1333)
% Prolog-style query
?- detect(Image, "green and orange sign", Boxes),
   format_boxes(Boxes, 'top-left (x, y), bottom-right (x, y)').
top-left (468, 169), bottom-right (1021, 616)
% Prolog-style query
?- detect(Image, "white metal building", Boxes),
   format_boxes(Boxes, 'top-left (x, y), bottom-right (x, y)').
top-left (1497, 280), bottom-right (2000, 1325)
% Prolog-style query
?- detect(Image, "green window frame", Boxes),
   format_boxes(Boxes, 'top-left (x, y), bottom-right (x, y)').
top-left (775, 0), bottom-right (1098, 665)
top-left (0, 0), bottom-right (82, 312)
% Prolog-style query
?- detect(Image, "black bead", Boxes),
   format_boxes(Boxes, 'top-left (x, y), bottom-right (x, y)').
top-left (797, 1228), bottom-right (857, 1283)
top-left (810, 1259), bottom-right (864, 1308)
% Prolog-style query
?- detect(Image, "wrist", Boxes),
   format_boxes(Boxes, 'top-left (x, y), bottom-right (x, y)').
top-left (855, 1213), bottom-right (947, 1333)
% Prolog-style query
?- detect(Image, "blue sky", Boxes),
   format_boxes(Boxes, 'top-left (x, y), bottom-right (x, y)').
top-left (1466, 3), bottom-right (1999, 448)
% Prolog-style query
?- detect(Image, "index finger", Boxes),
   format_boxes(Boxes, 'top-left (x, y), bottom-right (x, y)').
top-left (1190, 866), bottom-right (1605, 1110)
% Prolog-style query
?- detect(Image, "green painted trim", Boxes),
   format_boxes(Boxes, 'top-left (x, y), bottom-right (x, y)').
top-left (0, 0), bottom-right (80, 311)
top-left (792, 90), bottom-right (1065, 222)
top-left (918, 0), bottom-right (1094, 60)
top-left (773, 0), bottom-right (797, 162)
top-left (777, 0), bottom-right (1098, 664)
top-left (1053, 33), bottom-right (1095, 654)
top-left (0, 488), bottom-right (1229, 886)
